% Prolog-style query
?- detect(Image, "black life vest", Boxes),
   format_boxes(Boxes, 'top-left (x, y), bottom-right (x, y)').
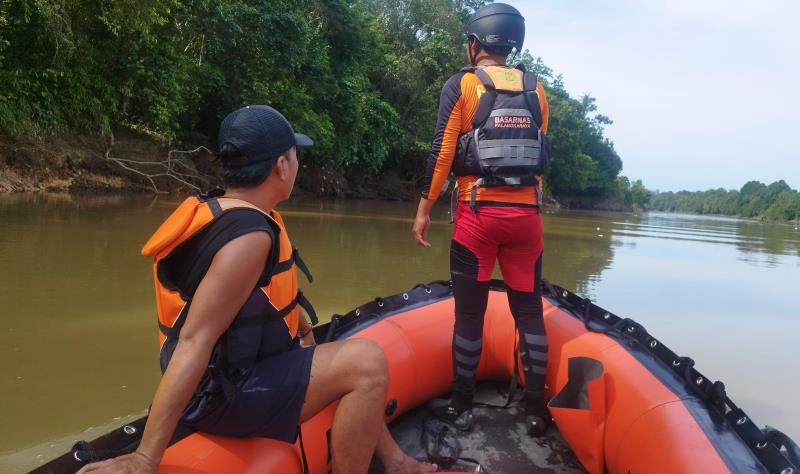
top-left (453, 65), bottom-right (551, 206)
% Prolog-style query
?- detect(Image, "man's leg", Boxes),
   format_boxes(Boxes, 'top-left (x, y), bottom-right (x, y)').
top-left (441, 203), bottom-right (498, 421)
top-left (450, 272), bottom-right (490, 410)
top-left (299, 339), bottom-right (435, 474)
top-left (506, 254), bottom-right (549, 435)
top-left (496, 208), bottom-right (548, 436)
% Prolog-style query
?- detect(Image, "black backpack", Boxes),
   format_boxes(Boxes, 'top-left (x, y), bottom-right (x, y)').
top-left (453, 65), bottom-right (551, 207)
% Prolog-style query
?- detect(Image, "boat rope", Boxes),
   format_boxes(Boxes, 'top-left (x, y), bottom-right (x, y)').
top-left (421, 415), bottom-right (485, 472)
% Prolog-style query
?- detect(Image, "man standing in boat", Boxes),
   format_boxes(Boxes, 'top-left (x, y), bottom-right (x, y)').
top-left (80, 106), bottom-right (435, 474)
top-left (412, 3), bottom-right (552, 436)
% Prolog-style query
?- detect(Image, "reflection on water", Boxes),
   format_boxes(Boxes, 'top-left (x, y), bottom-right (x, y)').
top-left (542, 210), bottom-right (624, 298)
top-left (613, 212), bottom-right (800, 267)
top-left (1, 194), bottom-right (798, 471)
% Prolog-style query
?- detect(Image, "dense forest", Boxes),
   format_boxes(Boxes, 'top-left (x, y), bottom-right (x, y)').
top-left (2, 0), bottom-right (796, 221)
top-left (650, 181), bottom-right (800, 222)
top-left (0, 0), bottom-right (634, 203)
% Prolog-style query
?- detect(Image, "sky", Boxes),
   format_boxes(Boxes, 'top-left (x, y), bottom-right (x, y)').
top-left (506, 0), bottom-right (800, 192)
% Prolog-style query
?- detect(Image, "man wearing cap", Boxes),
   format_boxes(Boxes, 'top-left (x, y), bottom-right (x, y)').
top-left (79, 105), bottom-right (435, 474)
top-left (411, 3), bottom-right (552, 436)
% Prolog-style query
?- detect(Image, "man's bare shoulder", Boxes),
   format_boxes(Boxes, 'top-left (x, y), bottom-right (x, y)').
top-left (212, 231), bottom-right (272, 272)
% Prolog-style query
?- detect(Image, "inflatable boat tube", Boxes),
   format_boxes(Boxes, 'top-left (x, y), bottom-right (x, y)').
top-left (34, 280), bottom-right (800, 474)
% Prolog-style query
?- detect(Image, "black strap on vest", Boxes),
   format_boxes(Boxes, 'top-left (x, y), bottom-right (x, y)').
top-left (516, 64), bottom-right (543, 129)
top-left (465, 66), bottom-right (497, 129)
top-left (473, 67), bottom-right (495, 90)
top-left (277, 290), bottom-right (319, 326)
top-left (293, 248), bottom-right (314, 283)
top-left (298, 292), bottom-right (318, 325)
top-left (272, 248), bottom-right (313, 283)
top-left (207, 197), bottom-right (223, 217)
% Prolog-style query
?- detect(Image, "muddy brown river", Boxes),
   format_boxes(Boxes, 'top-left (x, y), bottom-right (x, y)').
top-left (1, 193), bottom-right (798, 472)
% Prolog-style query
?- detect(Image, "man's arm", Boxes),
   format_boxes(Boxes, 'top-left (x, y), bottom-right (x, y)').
top-left (413, 74), bottom-right (464, 247)
top-left (78, 231), bottom-right (271, 473)
top-left (421, 74), bottom-right (464, 202)
top-left (537, 82), bottom-right (550, 197)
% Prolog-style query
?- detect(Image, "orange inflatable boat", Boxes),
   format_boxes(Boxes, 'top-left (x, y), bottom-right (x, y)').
top-left (35, 280), bottom-right (799, 473)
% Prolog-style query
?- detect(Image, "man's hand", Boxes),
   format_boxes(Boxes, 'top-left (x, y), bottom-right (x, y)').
top-left (412, 212), bottom-right (431, 248)
top-left (412, 198), bottom-right (435, 248)
top-left (76, 451), bottom-right (156, 474)
top-left (298, 312), bottom-right (315, 347)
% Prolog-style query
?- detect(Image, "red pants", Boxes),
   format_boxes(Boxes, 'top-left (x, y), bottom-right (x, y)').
top-left (448, 203), bottom-right (547, 410)
top-left (451, 203), bottom-right (543, 292)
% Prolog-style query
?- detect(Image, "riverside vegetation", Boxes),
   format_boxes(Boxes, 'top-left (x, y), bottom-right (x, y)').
top-left (0, 0), bottom-right (636, 203)
top-left (1, 0), bottom-right (797, 221)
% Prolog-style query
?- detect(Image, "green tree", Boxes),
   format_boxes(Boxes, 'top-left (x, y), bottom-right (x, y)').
top-left (361, 0), bottom-right (487, 177)
top-left (764, 190), bottom-right (800, 221)
top-left (1, 0), bottom-right (646, 205)
top-left (649, 180), bottom-right (800, 221)
top-left (629, 179), bottom-right (651, 207)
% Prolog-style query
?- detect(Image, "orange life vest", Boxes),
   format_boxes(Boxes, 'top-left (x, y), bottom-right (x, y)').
top-left (141, 195), bottom-right (315, 373)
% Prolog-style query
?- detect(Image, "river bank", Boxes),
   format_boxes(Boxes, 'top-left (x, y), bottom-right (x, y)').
top-left (5, 136), bottom-right (798, 225)
top-left (0, 130), bottom-right (198, 194)
top-left (0, 131), bottom-right (424, 200)
top-left (1, 132), bottom-right (639, 215)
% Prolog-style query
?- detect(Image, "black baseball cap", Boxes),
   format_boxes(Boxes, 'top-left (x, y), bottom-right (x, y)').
top-left (217, 105), bottom-right (313, 167)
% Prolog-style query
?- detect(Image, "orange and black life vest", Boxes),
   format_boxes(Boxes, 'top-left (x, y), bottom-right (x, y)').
top-left (141, 194), bottom-right (316, 374)
top-left (453, 65), bottom-right (549, 207)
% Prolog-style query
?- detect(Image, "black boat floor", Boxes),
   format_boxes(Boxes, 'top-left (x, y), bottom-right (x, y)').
top-left (371, 382), bottom-right (585, 474)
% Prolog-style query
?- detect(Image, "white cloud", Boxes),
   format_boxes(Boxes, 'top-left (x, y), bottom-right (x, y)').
top-left (506, 0), bottom-right (800, 190)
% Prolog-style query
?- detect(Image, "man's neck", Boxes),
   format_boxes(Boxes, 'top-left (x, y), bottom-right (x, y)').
top-left (224, 186), bottom-right (280, 214)
top-left (476, 54), bottom-right (508, 67)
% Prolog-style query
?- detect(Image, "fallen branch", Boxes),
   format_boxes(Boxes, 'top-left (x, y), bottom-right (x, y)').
top-left (102, 132), bottom-right (214, 193)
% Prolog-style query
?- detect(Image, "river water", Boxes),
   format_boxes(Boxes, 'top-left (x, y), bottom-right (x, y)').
top-left (1, 193), bottom-right (798, 471)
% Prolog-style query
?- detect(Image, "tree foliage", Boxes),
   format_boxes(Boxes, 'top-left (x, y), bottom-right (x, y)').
top-left (0, 0), bottom-right (400, 172)
top-left (607, 176), bottom-right (651, 208)
top-left (1, 0), bottom-right (626, 199)
top-left (650, 180), bottom-right (800, 222)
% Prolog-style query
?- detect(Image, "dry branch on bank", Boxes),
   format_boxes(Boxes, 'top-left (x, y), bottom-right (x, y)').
top-left (101, 131), bottom-right (214, 194)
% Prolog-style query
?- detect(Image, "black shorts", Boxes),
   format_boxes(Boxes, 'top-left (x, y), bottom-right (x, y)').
top-left (182, 345), bottom-right (316, 443)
